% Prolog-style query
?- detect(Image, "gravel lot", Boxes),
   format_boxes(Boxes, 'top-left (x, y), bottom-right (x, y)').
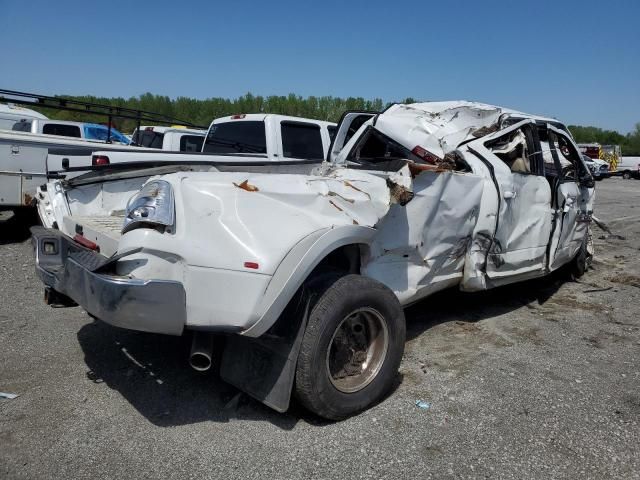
top-left (1, 178), bottom-right (639, 479)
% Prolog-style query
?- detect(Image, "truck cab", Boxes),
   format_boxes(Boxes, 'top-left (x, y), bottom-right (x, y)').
top-left (12, 119), bottom-right (130, 145)
top-left (130, 126), bottom-right (207, 151)
top-left (204, 114), bottom-right (335, 161)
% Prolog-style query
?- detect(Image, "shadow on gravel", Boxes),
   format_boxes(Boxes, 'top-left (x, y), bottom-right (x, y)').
top-left (75, 270), bottom-right (571, 429)
top-left (0, 209), bottom-right (39, 245)
top-left (404, 270), bottom-right (568, 341)
top-left (77, 321), bottom-right (300, 429)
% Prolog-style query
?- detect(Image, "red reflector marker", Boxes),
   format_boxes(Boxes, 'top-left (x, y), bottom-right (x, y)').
top-left (92, 155), bottom-right (110, 166)
top-left (244, 262), bottom-right (259, 269)
top-left (231, 114), bottom-right (246, 119)
top-left (73, 234), bottom-right (99, 251)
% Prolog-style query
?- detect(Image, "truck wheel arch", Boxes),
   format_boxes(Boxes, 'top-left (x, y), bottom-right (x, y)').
top-left (242, 225), bottom-right (377, 338)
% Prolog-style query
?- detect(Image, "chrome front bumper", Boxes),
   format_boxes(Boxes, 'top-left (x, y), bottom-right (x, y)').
top-left (31, 227), bottom-right (186, 335)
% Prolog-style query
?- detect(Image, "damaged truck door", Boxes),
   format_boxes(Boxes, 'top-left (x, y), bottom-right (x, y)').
top-left (463, 120), bottom-right (553, 282)
top-left (546, 124), bottom-right (594, 271)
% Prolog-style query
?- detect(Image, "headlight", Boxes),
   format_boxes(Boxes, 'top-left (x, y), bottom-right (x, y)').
top-left (122, 180), bottom-right (175, 234)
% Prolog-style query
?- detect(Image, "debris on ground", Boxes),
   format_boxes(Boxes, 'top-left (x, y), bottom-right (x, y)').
top-left (583, 286), bottom-right (613, 293)
top-left (0, 392), bottom-right (19, 399)
top-left (415, 400), bottom-right (431, 410)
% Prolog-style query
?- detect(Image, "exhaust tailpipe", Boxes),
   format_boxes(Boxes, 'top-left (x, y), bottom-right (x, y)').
top-left (189, 332), bottom-right (214, 372)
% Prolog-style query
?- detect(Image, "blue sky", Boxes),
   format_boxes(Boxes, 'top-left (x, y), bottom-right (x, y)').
top-left (1, 0), bottom-right (638, 132)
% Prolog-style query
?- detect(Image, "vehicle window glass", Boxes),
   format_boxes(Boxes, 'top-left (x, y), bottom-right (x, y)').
top-left (281, 122), bottom-right (324, 160)
top-left (346, 127), bottom-right (421, 170)
top-left (487, 128), bottom-right (531, 174)
top-left (132, 130), bottom-right (165, 149)
top-left (110, 130), bottom-right (130, 144)
top-left (203, 121), bottom-right (266, 154)
top-left (328, 125), bottom-right (337, 142)
top-left (344, 115), bottom-right (371, 145)
top-left (84, 126), bottom-right (128, 143)
top-left (180, 135), bottom-right (204, 152)
top-left (0, 118), bottom-right (16, 130)
top-left (551, 134), bottom-right (588, 182)
top-left (42, 123), bottom-right (81, 138)
top-left (84, 126), bottom-right (108, 141)
top-left (12, 120), bottom-right (32, 132)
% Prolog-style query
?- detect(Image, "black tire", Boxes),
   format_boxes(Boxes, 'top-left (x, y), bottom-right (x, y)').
top-left (571, 233), bottom-right (591, 279)
top-left (295, 274), bottom-right (405, 420)
top-left (11, 207), bottom-right (40, 226)
top-left (622, 171), bottom-right (631, 180)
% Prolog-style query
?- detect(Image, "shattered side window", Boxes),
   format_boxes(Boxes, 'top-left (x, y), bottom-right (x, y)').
top-left (346, 127), bottom-right (421, 170)
top-left (487, 128), bottom-right (532, 174)
top-left (551, 134), bottom-right (590, 183)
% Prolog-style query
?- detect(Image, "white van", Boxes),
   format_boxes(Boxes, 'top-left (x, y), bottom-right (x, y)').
top-left (617, 156), bottom-right (640, 179)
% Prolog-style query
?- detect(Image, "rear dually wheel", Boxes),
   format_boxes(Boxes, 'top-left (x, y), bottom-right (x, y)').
top-left (295, 274), bottom-right (405, 420)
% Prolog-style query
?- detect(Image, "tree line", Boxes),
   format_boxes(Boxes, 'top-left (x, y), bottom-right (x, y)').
top-left (32, 92), bottom-right (389, 131)
top-left (30, 92), bottom-right (640, 155)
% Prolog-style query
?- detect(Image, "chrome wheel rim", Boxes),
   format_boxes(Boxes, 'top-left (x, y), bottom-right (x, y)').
top-left (325, 307), bottom-right (389, 393)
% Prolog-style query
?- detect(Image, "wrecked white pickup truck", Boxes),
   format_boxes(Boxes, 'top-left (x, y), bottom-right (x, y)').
top-left (31, 102), bottom-right (595, 420)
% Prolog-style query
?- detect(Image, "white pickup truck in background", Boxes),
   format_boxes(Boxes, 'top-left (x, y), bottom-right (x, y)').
top-left (87, 114), bottom-right (336, 167)
top-left (0, 131), bottom-right (152, 213)
top-left (11, 118), bottom-right (131, 145)
top-left (3, 111), bottom-right (335, 217)
top-left (130, 126), bottom-right (206, 152)
top-left (37, 114), bottom-right (336, 228)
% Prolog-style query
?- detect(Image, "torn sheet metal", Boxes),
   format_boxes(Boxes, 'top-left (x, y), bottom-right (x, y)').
top-left (363, 170), bottom-right (484, 303)
top-left (374, 102), bottom-right (505, 160)
top-left (458, 120), bottom-right (555, 285)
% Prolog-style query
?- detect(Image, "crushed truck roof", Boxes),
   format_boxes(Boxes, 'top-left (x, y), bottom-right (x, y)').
top-left (374, 101), bottom-right (559, 160)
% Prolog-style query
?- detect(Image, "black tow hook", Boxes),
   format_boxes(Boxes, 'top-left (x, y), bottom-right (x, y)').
top-left (44, 287), bottom-right (77, 308)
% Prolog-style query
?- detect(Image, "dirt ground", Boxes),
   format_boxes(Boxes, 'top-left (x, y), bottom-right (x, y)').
top-left (1, 178), bottom-right (639, 479)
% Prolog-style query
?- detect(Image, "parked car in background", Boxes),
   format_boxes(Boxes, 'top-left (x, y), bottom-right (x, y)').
top-left (32, 101), bottom-right (594, 420)
top-left (0, 103), bottom-right (47, 130)
top-left (582, 154), bottom-right (610, 180)
top-left (616, 156), bottom-right (640, 179)
top-left (11, 119), bottom-right (130, 145)
top-left (130, 126), bottom-right (206, 151)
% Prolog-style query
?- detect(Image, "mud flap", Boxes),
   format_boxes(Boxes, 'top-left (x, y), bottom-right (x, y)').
top-left (219, 292), bottom-right (310, 413)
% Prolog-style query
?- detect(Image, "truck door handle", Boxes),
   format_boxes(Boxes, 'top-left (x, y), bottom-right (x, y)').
top-left (503, 190), bottom-right (517, 199)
